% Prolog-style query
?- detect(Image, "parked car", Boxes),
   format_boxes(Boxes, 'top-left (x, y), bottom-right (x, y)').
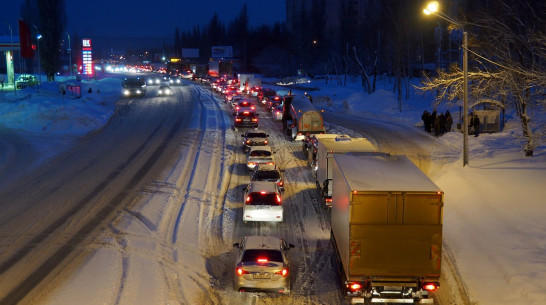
top-left (242, 181), bottom-right (283, 223)
top-left (234, 111), bottom-right (259, 129)
top-left (241, 130), bottom-right (269, 152)
top-left (15, 74), bottom-right (39, 89)
top-left (246, 145), bottom-right (274, 171)
top-left (233, 235), bottom-right (294, 294)
top-left (250, 164), bottom-right (284, 191)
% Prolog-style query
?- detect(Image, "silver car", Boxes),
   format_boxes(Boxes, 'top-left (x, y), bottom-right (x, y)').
top-left (233, 236), bottom-right (294, 294)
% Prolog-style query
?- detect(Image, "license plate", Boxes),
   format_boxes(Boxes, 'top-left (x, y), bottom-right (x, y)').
top-left (383, 286), bottom-right (402, 291)
top-left (253, 273), bottom-right (271, 279)
top-left (256, 206), bottom-right (270, 210)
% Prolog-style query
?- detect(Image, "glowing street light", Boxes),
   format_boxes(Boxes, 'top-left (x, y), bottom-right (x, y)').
top-left (423, 1), bottom-right (469, 166)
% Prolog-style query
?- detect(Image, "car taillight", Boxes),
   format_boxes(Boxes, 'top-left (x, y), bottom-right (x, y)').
top-left (423, 283), bottom-right (438, 292)
top-left (236, 268), bottom-right (249, 276)
top-left (275, 268), bottom-right (289, 276)
top-left (276, 195), bottom-right (281, 204)
top-left (267, 162), bottom-right (274, 165)
top-left (325, 198), bottom-right (332, 203)
top-left (251, 106), bottom-right (255, 110)
top-left (248, 162), bottom-right (256, 167)
top-left (245, 196), bottom-right (251, 204)
top-left (264, 140), bottom-right (269, 144)
top-left (347, 282), bottom-right (363, 291)
top-left (277, 181), bottom-right (283, 186)
top-left (257, 257), bottom-right (268, 263)
top-left (252, 118), bottom-right (258, 122)
top-left (235, 118), bottom-right (242, 122)
top-left (246, 140), bottom-right (251, 144)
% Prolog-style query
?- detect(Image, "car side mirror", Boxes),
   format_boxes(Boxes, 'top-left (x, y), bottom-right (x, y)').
top-left (233, 243), bottom-right (240, 248)
top-left (285, 243), bottom-right (295, 250)
top-left (243, 187), bottom-right (248, 192)
top-left (256, 113), bottom-right (259, 116)
top-left (241, 135), bottom-right (244, 137)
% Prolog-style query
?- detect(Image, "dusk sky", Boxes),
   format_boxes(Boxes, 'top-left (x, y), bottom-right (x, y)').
top-left (1, 0), bottom-right (286, 38)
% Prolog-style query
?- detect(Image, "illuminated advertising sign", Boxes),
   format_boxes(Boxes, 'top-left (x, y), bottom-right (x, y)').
top-left (82, 38), bottom-right (93, 75)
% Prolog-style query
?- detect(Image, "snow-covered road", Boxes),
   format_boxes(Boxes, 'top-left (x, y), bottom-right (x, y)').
top-left (1, 80), bottom-right (467, 305)
top-left (0, 84), bottom-right (196, 304)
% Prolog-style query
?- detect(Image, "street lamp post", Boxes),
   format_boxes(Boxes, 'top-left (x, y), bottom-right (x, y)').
top-left (37, 34), bottom-right (42, 85)
top-left (424, 1), bottom-right (469, 166)
top-left (68, 33), bottom-right (72, 77)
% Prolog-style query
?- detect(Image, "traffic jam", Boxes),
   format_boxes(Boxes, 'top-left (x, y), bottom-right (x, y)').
top-left (196, 73), bottom-right (444, 304)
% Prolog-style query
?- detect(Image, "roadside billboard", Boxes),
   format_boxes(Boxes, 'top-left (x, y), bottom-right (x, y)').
top-left (211, 46), bottom-right (233, 58)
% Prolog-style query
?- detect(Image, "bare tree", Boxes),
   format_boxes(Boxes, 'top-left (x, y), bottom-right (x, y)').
top-left (36, 0), bottom-right (66, 81)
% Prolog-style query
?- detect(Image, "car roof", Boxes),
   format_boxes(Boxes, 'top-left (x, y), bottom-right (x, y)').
top-left (244, 236), bottom-right (283, 250)
top-left (255, 164), bottom-right (278, 171)
top-left (246, 129), bottom-right (267, 134)
top-left (248, 181), bottom-right (279, 193)
top-left (249, 145), bottom-right (272, 152)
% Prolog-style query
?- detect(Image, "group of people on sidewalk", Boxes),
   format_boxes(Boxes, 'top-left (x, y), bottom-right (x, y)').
top-left (421, 110), bottom-right (453, 136)
top-left (421, 110), bottom-right (481, 137)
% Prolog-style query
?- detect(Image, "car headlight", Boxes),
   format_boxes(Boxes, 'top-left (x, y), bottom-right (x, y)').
top-left (123, 89), bottom-right (130, 95)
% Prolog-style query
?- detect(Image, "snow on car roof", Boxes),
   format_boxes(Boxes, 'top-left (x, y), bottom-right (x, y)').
top-left (333, 153), bottom-right (441, 192)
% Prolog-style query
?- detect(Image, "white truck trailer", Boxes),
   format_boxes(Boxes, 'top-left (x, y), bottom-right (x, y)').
top-left (314, 136), bottom-right (377, 207)
top-left (331, 153), bottom-right (443, 304)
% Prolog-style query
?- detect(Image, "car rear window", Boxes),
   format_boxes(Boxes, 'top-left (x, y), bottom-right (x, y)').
top-left (247, 192), bottom-right (279, 205)
top-left (242, 249), bottom-right (283, 263)
top-left (247, 132), bottom-right (267, 138)
top-left (253, 171), bottom-right (280, 180)
top-left (250, 150), bottom-right (272, 157)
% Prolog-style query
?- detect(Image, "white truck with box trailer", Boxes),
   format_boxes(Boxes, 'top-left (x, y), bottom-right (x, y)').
top-left (330, 152), bottom-right (443, 304)
top-left (314, 136), bottom-right (377, 207)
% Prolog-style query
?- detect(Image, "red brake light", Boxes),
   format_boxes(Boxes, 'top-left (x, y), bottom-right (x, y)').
top-left (277, 181), bottom-right (283, 186)
top-left (257, 258), bottom-right (268, 263)
top-left (275, 268), bottom-right (289, 276)
top-left (423, 283), bottom-right (438, 292)
top-left (235, 118), bottom-right (242, 122)
top-left (236, 268), bottom-right (249, 276)
top-left (260, 191), bottom-right (267, 194)
top-left (276, 194), bottom-right (281, 204)
top-left (252, 118), bottom-right (258, 122)
top-left (246, 196), bottom-right (251, 204)
top-left (243, 111), bottom-right (250, 114)
top-left (325, 198), bottom-right (332, 203)
top-left (264, 140), bottom-right (268, 144)
top-left (347, 282), bottom-right (363, 291)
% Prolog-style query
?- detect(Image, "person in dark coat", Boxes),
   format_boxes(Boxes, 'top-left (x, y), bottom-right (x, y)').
top-left (472, 114), bottom-right (480, 137)
top-left (445, 110), bottom-right (453, 132)
top-left (434, 114), bottom-right (441, 136)
top-left (439, 113), bottom-right (446, 134)
top-left (421, 110), bottom-right (430, 132)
